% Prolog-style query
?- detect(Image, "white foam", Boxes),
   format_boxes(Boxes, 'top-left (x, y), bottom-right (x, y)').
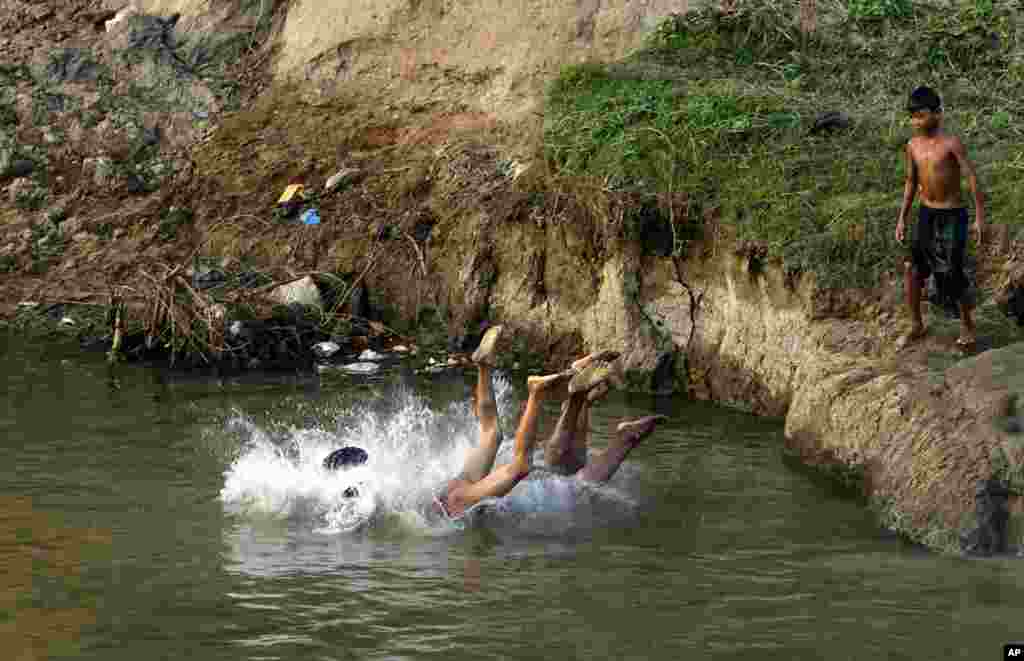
top-left (218, 373), bottom-right (640, 536)
top-left (220, 375), bottom-right (517, 534)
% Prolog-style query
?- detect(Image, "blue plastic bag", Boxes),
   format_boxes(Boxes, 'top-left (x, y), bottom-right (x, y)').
top-left (301, 208), bottom-right (320, 225)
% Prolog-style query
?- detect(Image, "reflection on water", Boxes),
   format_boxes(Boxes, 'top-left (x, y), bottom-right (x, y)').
top-left (0, 496), bottom-right (110, 660)
top-left (3, 338), bottom-right (1023, 661)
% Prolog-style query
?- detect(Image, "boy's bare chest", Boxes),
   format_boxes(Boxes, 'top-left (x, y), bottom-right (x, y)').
top-left (910, 140), bottom-right (957, 176)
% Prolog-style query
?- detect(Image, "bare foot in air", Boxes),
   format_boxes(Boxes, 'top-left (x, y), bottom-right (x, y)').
top-left (616, 415), bottom-right (668, 445)
top-left (571, 350), bottom-right (621, 372)
top-left (569, 353), bottom-right (620, 394)
top-left (527, 370), bottom-right (573, 394)
top-left (471, 324), bottom-right (504, 366)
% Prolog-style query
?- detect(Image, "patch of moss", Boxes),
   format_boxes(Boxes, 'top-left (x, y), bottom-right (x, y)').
top-left (872, 495), bottom-right (962, 554)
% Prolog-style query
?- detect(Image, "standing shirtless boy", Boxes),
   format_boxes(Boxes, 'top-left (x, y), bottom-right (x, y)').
top-left (896, 86), bottom-right (986, 349)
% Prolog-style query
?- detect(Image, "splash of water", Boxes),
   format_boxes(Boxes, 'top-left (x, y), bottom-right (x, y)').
top-left (220, 374), bottom-right (518, 534)
top-left (218, 372), bottom-right (641, 536)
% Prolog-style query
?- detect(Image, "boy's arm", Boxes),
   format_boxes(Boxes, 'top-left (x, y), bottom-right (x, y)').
top-left (951, 136), bottom-right (985, 229)
top-left (897, 143), bottom-right (918, 240)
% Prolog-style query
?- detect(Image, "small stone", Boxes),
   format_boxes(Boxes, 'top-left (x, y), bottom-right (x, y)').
top-left (391, 344), bottom-right (409, 353)
top-left (125, 173), bottom-right (147, 194)
top-left (142, 125), bottom-right (161, 146)
top-left (270, 276), bottom-right (322, 308)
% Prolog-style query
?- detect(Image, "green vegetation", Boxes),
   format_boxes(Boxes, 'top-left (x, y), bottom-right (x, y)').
top-left (28, 221), bottom-right (65, 274)
top-left (542, 1), bottom-right (1024, 288)
top-left (872, 495), bottom-right (962, 554)
top-left (0, 100), bottom-right (17, 127)
top-left (158, 206), bottom-right (194, 242)
top-left (13, 183), bottom-right (47, 212)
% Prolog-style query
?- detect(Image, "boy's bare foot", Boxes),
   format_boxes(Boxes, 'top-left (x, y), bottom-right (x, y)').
top-left (527, 370), bottom-right (573, 394)
top-left (616, 415), bottom-right (668, 444)
top-left (569, 357), bottom-right (617, 394)
top-left (896, 324), bottom-right (928, 350)
top-left (570, 350), bottom-right (621, 372)
top-left (471, 324), bottom-right (504, 366)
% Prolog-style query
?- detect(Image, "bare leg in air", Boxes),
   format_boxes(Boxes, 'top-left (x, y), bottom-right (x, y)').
top-left (544, 351), bottom-right (617, 474)
top-left (577, 415), bottom-right (666, 484)
top-left (543, 350), bottom-right (667, 484)
top-left (440, 326), bottom-right (572, 518)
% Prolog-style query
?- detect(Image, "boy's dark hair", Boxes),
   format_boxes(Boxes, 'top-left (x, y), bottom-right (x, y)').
top-left (907, 86), bottom-right (942, 112)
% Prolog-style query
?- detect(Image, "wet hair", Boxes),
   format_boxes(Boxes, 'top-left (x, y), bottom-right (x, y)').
top-left (323, 446), bottom-right (369, 471)
top-left (907, 86), bottom-right (941, 113)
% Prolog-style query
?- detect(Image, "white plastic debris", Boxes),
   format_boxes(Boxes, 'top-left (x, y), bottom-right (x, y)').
top-left (391, 344), bottom-right (410, 353)
top-left (339, 362), bottom-right (380, 374)
top-left (59, 317), bottom-right (75, 327)
top-left (313, 341), bottom-right (341, 359)
top-left (357, 349), bottom-right (386, 361)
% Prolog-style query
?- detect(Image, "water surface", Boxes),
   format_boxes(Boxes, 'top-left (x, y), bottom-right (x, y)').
top-left (2, 336), bottom-right (1021, 660)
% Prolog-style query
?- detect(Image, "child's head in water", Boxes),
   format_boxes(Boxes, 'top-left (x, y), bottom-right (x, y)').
top-left (907, 86), bottom-right (942, 134)
top-left (323, 446), bottom-right (369, 470)
top-left (323, 446), bottom-right (369, 497)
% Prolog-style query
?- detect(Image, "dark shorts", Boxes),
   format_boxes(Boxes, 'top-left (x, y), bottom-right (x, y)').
top-left (908, 205), bottom-right (975, 307)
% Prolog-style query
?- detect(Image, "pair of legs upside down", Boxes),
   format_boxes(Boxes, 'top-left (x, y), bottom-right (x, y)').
top-left (435, 325), bottom-right (666, 519)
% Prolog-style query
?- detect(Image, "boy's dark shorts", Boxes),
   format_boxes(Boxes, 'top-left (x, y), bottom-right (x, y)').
top-left (907, 205), bottom-right (975, 307)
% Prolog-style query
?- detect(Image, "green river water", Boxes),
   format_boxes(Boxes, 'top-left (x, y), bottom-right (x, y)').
top-left (2, 334), bottom-right (1021, 660)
